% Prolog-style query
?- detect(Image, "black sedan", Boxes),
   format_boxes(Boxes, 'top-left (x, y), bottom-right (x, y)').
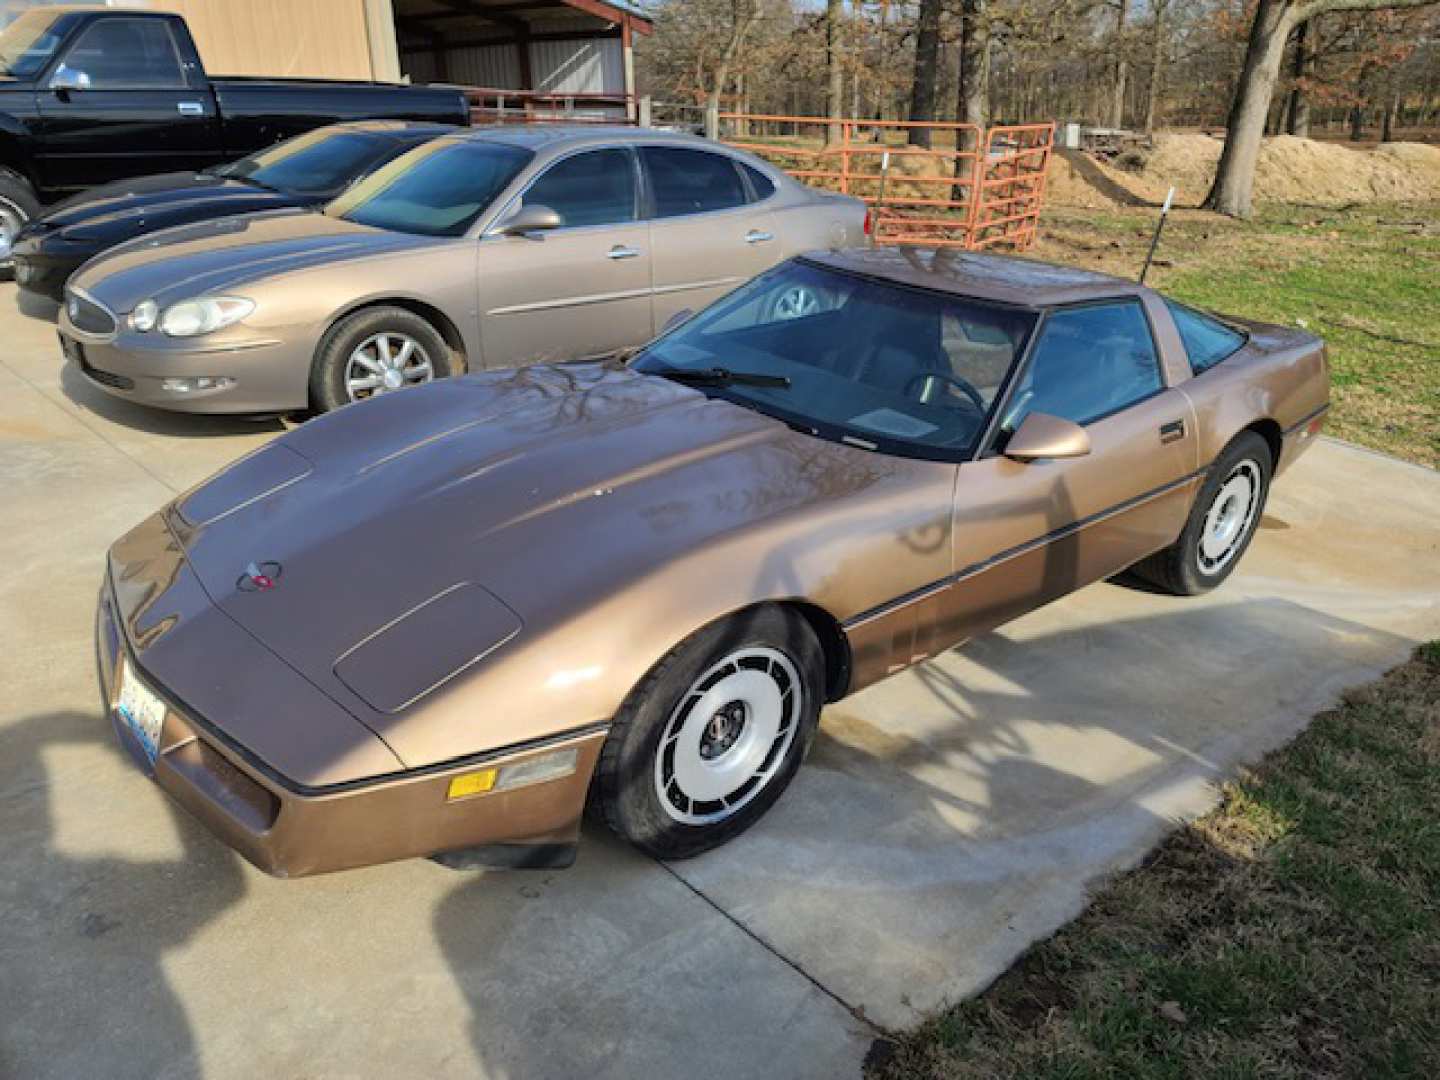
top-left (12, 120), bottom-right (455, 302)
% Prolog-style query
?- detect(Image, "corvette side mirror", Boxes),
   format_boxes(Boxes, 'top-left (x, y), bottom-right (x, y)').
top-left (496, 204), bottom-right (562, 237)
top-left (1003, 412), bottom-right (1091, 462)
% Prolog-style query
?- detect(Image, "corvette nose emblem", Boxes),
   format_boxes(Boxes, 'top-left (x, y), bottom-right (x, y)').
top-left (237, 561), bottom-right (282, 592)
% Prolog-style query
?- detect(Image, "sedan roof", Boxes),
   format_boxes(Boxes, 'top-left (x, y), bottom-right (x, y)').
top-left (804, 246), bottom-right (1149, 308)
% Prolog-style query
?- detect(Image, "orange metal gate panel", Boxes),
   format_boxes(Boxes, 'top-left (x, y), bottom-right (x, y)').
top-left (719, 113), bottom-right (1054, 252)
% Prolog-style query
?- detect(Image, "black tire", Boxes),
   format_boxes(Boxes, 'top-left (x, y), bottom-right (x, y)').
top-left (0, 167), bottom-right (41, 276)
top-left (594, 605), bottom-right (824, 860)
top-left (309, 305), bottom-right (462, 413)
top-left (1131, 431), bottom-right (1272, 596)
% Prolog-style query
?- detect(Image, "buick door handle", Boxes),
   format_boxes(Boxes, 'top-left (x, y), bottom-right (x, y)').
top-left (745, 229), bottom-right (774, 244)
top-left (1159, 419), bottom-right (1186, 443)
top-left (607, 245), bottom-right (641, 260)
top-left (177, 101), bottom-right (206, 116)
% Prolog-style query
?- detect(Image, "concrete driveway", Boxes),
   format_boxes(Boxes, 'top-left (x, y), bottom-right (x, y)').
top-left (2, 280), bottom-right (1437, 1079)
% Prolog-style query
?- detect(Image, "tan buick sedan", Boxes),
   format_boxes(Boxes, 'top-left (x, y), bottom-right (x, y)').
top-left (58, 126), bottom-right (866, 414)
top-left (97, 249), bottom-right (1330, 877)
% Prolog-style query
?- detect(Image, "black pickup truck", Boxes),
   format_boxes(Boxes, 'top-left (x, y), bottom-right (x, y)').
top-left (0, 6), bottom-right (469, 266)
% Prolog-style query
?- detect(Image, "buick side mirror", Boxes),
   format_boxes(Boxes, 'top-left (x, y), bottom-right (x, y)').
top-left (1003, 412), bottom-right (1091, 462)
top-left (496, 204), bottom-right (562, 237)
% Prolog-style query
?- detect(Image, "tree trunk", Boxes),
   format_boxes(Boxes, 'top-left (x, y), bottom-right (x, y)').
top-left (907, 0), bottom-right (944, 147)
top-left (1203, 0), bottom-right (1296, 218)
top-left (1381, 89), bottom-right (1399, 142)
top-left (957, 0), bottom-right (989, 152)
top-left (1111, 0), bottom-right (1129, 129)
top-left (1144, 1), bottom-right (1165, 134)
top-left (1285, 19), bottom-right (1312, 137)
top-left (825, 0), bottom-right (845, 146)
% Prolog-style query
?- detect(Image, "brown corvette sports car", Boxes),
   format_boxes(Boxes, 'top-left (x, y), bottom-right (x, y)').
top-left (97, 248), bottom-right (1329, 876)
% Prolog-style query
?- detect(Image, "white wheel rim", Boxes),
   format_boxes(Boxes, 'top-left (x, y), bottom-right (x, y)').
top-left (344, 332), bottom-right (433, 402)
top-left (0, 202), bottom-right (23, 263)
top-left (774, 286), bottom-right (819, 320)
top-left (654, 646), bottom-right (803, 825)
top-left (1198, 459), bottom-right (1261, 575)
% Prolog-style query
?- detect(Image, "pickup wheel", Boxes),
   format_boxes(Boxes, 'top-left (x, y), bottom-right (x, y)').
top-left (0, 168), bottom-right (41, 275)
top-left (593, 606), bottom-right (823, 860)
top-left (310, 305), bottom-right (462, 413)
top-left (1131, 431), bottom-right (1272, 596)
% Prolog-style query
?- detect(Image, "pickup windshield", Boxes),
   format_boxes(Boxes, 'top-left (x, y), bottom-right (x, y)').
top-left (213, 128), bottom-right (418, 198)
top-left (326, 140), bottom-right (532, 237)
top-left (632, 260), bottom-right (1038, 462)
top-left (0, 10), bottom-right (75, 79)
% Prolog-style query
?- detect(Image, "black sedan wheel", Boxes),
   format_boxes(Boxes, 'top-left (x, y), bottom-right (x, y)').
top-left (0, 168), bottom-right (40, 275)
top-left (594, 606), bottom-right (823, 859)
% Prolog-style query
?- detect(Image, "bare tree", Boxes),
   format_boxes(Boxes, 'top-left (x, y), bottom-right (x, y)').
top-left (1110, 0), bottom-right (1129, 127)
top-left (1143, 0), bottom-right (1171, 133)
top-left (957, 0), bottom-right (991, 146)
top-left (705, 0), bottom-right (763, 119)
top-left (1284, 18), bottom-right (1314, 136)
top-left (825, 0), bottom-right (845, 144)
top-left (1204, 0), bottom-right (1438, 218)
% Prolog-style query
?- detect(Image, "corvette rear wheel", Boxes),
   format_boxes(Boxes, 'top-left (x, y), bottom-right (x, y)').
top-left (1131, 430), bottom-right (1272, 596)
top-left (594, 606), bottom-right (823, 859)
top-left (310, 305), bottom-right (461, 413)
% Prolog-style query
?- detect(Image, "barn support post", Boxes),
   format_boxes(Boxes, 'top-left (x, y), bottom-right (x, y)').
top-left (622, 18), bottom-right (637, 120)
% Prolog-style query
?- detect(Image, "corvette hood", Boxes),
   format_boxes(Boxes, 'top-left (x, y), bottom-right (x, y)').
top-left (69, 209), bottom-right (448, 312)
top-left (171, 364), bottom-right (903, 755)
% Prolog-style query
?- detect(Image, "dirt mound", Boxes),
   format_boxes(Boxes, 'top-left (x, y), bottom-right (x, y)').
top-left (1049, 132), bottom-right (1440, 209)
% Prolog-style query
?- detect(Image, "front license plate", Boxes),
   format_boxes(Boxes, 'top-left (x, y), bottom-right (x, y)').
top-left (116, 658), bottom-right (166, 763)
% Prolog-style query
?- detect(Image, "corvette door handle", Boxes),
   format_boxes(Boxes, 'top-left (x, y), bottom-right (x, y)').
top-left (1159, 419), bottom-right (1186, 443)
top-left (745, 229), bottom-right (774, 244)
top-left (177, 101), bottom-right (206, 116)
top-left (607, 245), bottom-right (641, 260)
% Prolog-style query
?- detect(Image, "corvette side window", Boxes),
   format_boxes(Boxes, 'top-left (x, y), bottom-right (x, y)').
top-left (1016, 300), bottom-right (1163, 427)
top-left (522, 149), bottom-right (637, 229)
top-left (1164, 298), bottom-right (1247, 374)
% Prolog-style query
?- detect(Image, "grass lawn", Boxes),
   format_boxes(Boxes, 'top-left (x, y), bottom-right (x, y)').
top-left (1034, 203), bottom-right (1440, 469)
top-left (871, 643), bottom-right (1440, 1079)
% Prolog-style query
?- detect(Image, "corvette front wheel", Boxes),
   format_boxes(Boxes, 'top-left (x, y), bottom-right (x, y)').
top-left (594, 606), bottom-right (823, 859)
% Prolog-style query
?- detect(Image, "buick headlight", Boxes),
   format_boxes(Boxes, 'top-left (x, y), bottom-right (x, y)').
top-left (129, 299), bottom-right (159, 332)
top-left (159, 296), bottom-right (254, 337)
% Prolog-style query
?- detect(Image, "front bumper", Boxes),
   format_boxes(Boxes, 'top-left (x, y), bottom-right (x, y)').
top-left (11, 234), bottom-right (89, 302)
top-left (58, 313), bottom-right (313, 414)
top-left (96, 571), bottom-right (604, 877)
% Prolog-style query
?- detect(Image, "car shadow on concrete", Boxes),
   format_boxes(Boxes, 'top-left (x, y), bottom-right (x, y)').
top-left (57, 360), bottom-right (287, 439)
top-left (3, 710), bottom-right (246, 1080)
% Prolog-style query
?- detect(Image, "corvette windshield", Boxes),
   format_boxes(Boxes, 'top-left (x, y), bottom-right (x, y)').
top-left (633, 261), bottom-right (1037, 460)
top-left (214, 129), bottom-right (414, 197)
top-left (326, 140), bottom-right (531, 237)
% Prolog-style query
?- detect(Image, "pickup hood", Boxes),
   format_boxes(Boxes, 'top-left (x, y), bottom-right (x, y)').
top-left (70, 209), bottom-right (448, 313)
top-left (27, 172), bottom-right (306, 243)
top-left (170, 363), bottom-right (905, 762)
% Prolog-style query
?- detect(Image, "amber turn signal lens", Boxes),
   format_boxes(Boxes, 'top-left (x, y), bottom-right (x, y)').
top-left (446, 769), bottom-right (498, 801)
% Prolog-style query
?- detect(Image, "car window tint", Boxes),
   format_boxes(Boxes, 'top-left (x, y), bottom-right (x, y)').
top-left (1017, 300), bottom-right (1163, 427)
top-left (55, 18), bottom-right (185, 89)
top-left (218, 131), bottom-right (407, 197)
top-left (642, 147), bottom-right (748, 218)
top-left (329, 140), bottom-right (532, 237)
top-left (740, 162), bottom-right (777, 202)
top-left (1164, 298), bottom-right (1247, 374)
top-left (521, 149), bottom-right (636, 228)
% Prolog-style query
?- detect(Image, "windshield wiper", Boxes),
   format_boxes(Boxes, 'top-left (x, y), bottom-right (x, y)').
top-left (648, 364), bottom-right (791, 389)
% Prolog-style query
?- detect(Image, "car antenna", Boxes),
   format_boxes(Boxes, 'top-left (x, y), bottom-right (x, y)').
top-left (1138, 186), bottom-right (1176, 285)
